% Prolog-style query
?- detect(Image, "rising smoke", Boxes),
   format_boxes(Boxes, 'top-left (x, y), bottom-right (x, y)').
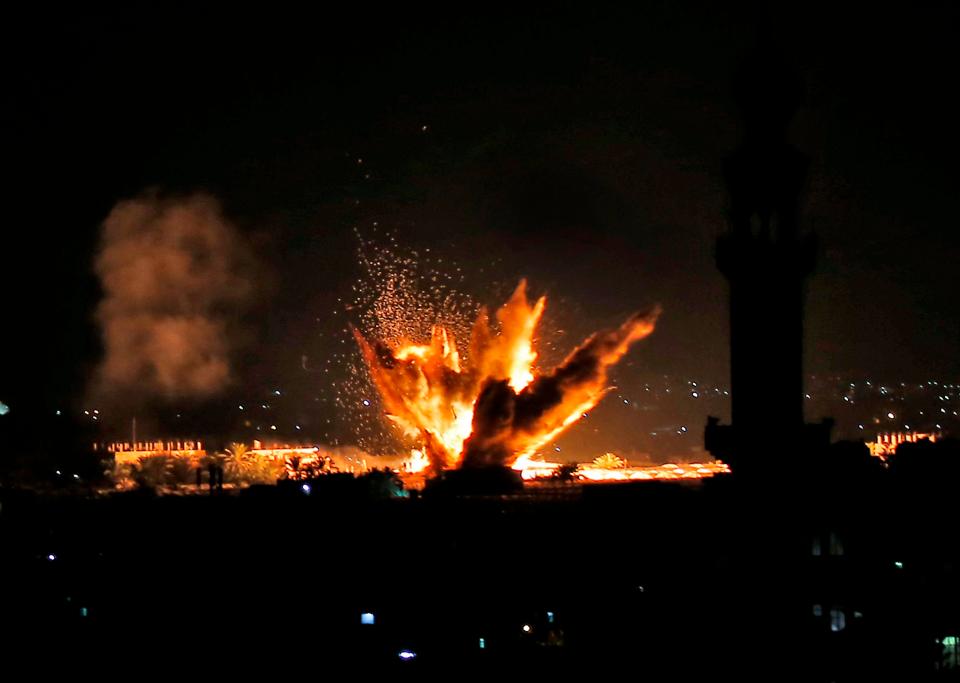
top-left (92, 193), bottom-right (254, 404)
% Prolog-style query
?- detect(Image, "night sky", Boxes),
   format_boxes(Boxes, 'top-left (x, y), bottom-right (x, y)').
top-left (3, 3), bottom-right (958, 456)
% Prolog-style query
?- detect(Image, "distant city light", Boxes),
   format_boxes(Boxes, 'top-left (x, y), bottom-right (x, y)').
top-left (80, 607), bottom-right (88, 617)
top-left (270, 425), bottom-right (277, 430)
top-left (47, 554), bottom-right (56, 561)
top-left (547, 611), bottom-right (555, 623)
top-left (274, 389), bottom-right (281, 396)
top-left (239, 405), bottom-right (244, 410)
top-left (522, 624), bottom-right (532, 633)
top-left (360, 612), bottom-right (375, 625)
top-left (894, 561), bottom-right (904, 569)
top-left (302, 484), bottom-right (311, 495)
top-left (691, 391), bottom-right (699, 398)
top-left (55, 410), bottom-right (61, 416)
top-left (362, 399), bottom-right (371, 407)
top-left (887, 412), bottom-right (895, 419)
top-left (478, 637), bottom-right (485, 649)
top-left (398, 650), bottom-right (416, 661)
top-left (0, 400), bottom-right (9, 416)
top-left (295, 425), bottom-right (302, 430)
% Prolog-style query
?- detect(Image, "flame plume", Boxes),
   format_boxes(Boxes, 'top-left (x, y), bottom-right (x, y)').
top-left (353, 280), bottom-right (660, 473)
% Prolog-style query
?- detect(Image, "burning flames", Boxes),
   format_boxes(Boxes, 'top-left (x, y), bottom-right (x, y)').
top-left (354, 280), bottom-right (661, 474)
top-left (403, 448), bottom-right (430, 473)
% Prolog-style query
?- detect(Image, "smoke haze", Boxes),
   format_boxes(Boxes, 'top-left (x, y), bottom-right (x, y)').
top-left (92, 193), bottom-right (253, 405)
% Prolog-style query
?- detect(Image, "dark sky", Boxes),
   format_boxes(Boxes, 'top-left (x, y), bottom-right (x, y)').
top-left (2, 3), bottom-right (959, 451)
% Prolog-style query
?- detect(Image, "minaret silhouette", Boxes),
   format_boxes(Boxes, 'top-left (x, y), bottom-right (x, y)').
top-left (706, 46), bottom-right (830, 474)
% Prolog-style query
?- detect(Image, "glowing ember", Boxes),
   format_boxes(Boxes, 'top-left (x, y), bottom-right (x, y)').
top-left (354, 280), bottom-right (660, 473)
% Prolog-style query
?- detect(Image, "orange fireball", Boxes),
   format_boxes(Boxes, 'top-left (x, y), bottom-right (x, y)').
top-left (354, 280), bottom-right (660, 474)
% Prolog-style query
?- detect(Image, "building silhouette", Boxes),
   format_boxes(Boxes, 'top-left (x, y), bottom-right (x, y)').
top-left (705, 45), bottom-right (831, 475)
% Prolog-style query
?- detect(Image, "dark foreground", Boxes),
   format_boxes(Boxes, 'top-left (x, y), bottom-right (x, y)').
top-left (1, 475), bottom-right (958, 680)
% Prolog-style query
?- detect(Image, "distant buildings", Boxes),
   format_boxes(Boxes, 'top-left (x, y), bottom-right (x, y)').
top-left (98, 440), bottom-right (206, 465)
top-left (868, 431), bottom-right (940, 460)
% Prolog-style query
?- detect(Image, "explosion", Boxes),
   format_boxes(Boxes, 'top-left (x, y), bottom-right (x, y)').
top-left (353, 280), bottom-right (660, 474)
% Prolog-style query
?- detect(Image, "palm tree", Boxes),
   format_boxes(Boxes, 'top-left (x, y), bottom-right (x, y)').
top-left (592, 453), bottom-right (627, 469)
top-left (221, 442), bottom-right (284, 485)
top-left (223, 442), bottom-right (250, 482)
top-left (225, 442), bottom-right (249, 460)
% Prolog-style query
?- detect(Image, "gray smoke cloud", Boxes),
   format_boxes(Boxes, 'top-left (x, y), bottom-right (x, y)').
top-left (93, 193), bottom-right (253, 403)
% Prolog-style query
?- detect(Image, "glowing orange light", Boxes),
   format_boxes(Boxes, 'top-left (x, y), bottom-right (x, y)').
top-left (354, 280), bottom-right (660, 473)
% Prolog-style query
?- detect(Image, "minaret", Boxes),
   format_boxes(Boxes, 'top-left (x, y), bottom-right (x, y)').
top-left (706, 48), bottom-right (827, 474)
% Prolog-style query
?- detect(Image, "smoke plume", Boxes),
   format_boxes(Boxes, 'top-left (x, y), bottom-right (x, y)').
top-left (92, 193), bottom-right (253, 404)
